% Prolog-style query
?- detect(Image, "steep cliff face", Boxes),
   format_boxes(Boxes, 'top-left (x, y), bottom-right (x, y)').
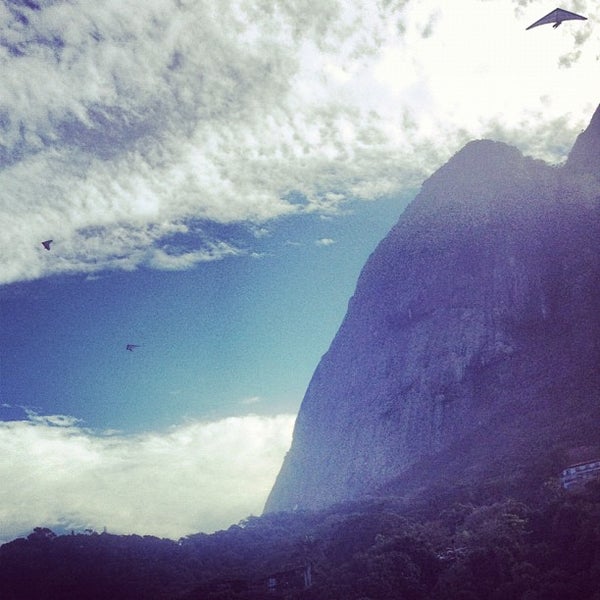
top-left (566, 104), bottom-right (600, 175)
top-left (265, 105), bottom-right (600, 513)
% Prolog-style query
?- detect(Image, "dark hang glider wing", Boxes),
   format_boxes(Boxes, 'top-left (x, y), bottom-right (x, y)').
top-left (41, 240), bottom-right (53, 250)
top-left (526, 8), bottom-right (587, 30)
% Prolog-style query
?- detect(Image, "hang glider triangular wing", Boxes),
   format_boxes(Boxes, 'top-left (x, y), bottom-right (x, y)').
top-left (41, 240), bottom-right (53, 250)
top-left (526, 8), bottom-right (587, 30)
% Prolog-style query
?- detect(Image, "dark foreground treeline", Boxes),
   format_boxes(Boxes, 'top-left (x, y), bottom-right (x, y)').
top-left (1, 479), bottom-right (600, 600)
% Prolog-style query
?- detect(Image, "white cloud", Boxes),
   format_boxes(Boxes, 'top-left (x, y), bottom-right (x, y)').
top-left (148, 241), bottom-right (242, 271)
top-left (240, 396), bottom-right (262, 405)
top-left (1, 0), bottom-right (599, 284)
top-left (0, 411), bottom-right (295, 543)
top-left (315, 238), bottom-right (336, 246)
top-left (23, 410), bottom-right (83, 428)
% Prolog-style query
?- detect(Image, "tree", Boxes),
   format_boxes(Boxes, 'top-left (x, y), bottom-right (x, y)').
top-left (26, 528), bottom-right (57, 543)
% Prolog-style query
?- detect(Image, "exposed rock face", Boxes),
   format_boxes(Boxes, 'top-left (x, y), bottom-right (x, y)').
top-left (566, 104), bottom-right (600, 175)
top-left (265, 105), bottom-right (600, 513)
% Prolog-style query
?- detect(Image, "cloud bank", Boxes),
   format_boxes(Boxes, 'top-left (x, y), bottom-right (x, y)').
top-left (1, 0), bottom-right (599, 284)
top-left (0, 411), bottom-right (295, 543)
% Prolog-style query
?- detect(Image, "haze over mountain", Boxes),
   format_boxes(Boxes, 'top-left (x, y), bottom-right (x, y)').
top-left (266, 104), bottom-right (600, 513)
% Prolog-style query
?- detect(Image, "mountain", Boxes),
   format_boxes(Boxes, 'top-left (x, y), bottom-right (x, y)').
top-left (265, 105), bottom-right (600, 513)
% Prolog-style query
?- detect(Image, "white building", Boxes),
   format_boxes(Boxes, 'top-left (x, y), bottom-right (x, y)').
top-left (561, 459), bottom-right (600, 490)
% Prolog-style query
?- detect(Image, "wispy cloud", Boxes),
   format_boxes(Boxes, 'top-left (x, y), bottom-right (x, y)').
top-left (0, 411), bottom-right (295, 543)
top-left (1, 0), bottom-right (598, 284)
top-left (240, 396), bottom-right (262, 406)
top-left (148, 241), bottom-right (242, 271)
top-left (315, 238), bottom-right (335, 247)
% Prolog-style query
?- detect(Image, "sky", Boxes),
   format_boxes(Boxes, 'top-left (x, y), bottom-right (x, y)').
top-left (1, 0), bottom-right (599, 543)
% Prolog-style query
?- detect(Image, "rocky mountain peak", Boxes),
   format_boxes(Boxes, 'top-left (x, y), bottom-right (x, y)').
top-left (265, 105), bottom-right (600, 514)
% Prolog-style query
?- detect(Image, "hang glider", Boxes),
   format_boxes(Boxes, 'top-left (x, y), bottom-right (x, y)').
top-left (526, 8), bottom-right (587, 30)
top-left (41, 240), bottom-right (53, 250)
top-left (126, 344), bottom-right (141, 352)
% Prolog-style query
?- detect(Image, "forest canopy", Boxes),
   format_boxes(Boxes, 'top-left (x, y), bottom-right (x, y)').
top-left (1, 476), bottom-right (600, 599)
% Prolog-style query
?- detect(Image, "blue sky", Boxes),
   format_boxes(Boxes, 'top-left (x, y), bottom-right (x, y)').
top-left (1, 0), bottom-right (599, 542)
top-left (1, 195), bottom-right (406, 431)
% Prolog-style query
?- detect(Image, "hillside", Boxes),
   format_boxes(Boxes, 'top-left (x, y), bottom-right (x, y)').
top-left (1, 481), bottom-right (600, 599)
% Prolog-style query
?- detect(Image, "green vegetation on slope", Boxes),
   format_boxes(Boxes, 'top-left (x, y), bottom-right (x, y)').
top-left (1, 476), bottom-right (600, 599)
